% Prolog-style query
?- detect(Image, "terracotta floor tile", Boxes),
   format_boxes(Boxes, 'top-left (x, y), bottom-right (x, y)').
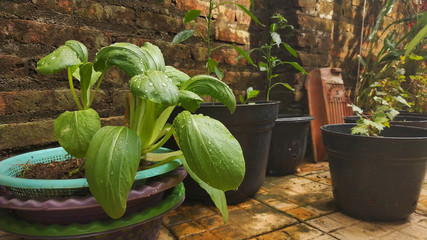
top-left (326, 212), bottom-right (360, 226)
top-left (281, 223), bottom-right (326, 239)
top-left (168, 221), bottom-right (206, 238)
top-left (398, 223), bottom-right (427, 239)
top-left (237, 198), bottom-right (261, 209)
top-left (304, 198), bottom-right (336, 216)
top-left (329, 225), bottom-right (377, 240)
top-left (249, 229), bottom-right (291, 240)
top-left (180, 201), bottom-right (217, 220)
top-left (156, 225), bottom-right (176, 240)
top-left (195, 214), bottom-right (226, 231)
top-left (264, 198), bottom-right (299, 212)
top-left (180, 231), bottom-right (220, 240)
top-left (306, 215), bottom-right (346, 233)
top-left (210, 223), bottom-right (248, 240)
top-left (286, 207), bottom-right (319, 221)
top-left (350, 222), bottom-right (394, 238)
top-left (378, 231), bottom-right (419, 240)
top-left (163, 208), bottom-right (193, 226)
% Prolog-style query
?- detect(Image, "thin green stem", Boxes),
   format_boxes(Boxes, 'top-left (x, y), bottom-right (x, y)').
top-left (88, 72), bottom-right (105, 108)
top-left (68, 68), bottom-right (83, 110)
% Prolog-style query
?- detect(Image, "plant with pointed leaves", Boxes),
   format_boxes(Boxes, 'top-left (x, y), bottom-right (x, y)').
top-left (349, 99), bottom-right (399, 136)
top-left (244, 13), bottom-right (308, 101)
top-left (37, 40), bottom-right (245, 223)
top-left (172, 0), bottom-right (261, 80)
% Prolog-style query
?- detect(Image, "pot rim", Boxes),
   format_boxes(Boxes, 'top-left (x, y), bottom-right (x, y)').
top-left (321, 123), bottom-right (427, 140)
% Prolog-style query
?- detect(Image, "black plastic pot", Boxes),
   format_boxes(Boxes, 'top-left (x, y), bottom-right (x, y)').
top-left (173, 102), bottom-right (279, 204)
top-left (267, 114), bottom-right (314, 176)
top-left (344, 115), bottom-right (427, 128)
top-left (321, 124), bottom-right (427, 221)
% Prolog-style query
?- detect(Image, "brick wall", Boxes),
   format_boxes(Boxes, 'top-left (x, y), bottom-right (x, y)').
top-left (0, 0), bottom-right (409, 158)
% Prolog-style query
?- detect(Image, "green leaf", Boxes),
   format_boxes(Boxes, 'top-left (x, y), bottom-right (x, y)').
top-left (283, 43), bottom-right (297, 58)
top-left (180, 75), bottom-right (236, 113)
top-left (367, 0), bottom-right (396, 42)
top-left (270, 23), bottom-right (277, 33)
top-left (178, 90), bottom-right (203, 112)
top-left (65, 40), bottom-right (88, 63)
top-left (284, 61), bottom-right (308, 75)
top-left (394, 95), bottom-right (410, 107)
top-left (357, 55), bottom-right (367, 66)
top-left (229, 45), bottom-right (256, 67)
top-left (180, 155), bottom-right (229, 223)
top-left (37, 45), bottom-right (82, 75)
top-left (271, 32), bottom-right (281, 47)
top-left (54, 108), bottom-right (101, 158)
top-left (140, 42), bottom-right (166, 71)
top-left (259, 62), bottom-right (268, 71)
top-left (405, 24), bottom-right (427, 57)
top-left (94, 43), bottom-right (147, 77)
top-left (165, 66), bottom-right (190, 86)
top-left (207, 58), bottom-right (218, 73)
top-left (85, 126), bottom-right (141, 219)
top-left (172, 29), bottom-right (195, 44)
top-left (184, 10), bottom-right (201, 23)
top-left (129, 70), bottom-right (179, 106)
top-left (247, 88), bottom-right (259, 99)
top-left (214, 67), bottom-right (224, 80)
top-left (173, 111), bottom-right (245, 191)
top-left (239, 95), bottom-right (245, 104)
top-left (232, 3), bottom-right (264, 27)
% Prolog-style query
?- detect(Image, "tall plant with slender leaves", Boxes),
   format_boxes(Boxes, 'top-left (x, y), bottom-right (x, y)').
top-left (245, 13), bottom-right (308, 101)
top-left (37, 40), bottom-right (245, 223)
top-left (172, 0), bottom-right (261, 80)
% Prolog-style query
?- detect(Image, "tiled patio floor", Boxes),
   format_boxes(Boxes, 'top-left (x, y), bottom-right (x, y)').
top-left (1, 161), bottom-right (427, 239)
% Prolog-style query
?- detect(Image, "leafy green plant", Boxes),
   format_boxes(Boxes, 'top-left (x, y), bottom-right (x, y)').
top-left (349, 99), bottom-right (399, 136)
top-left (246, 13), bottom-right (308, 101)
top-left (172, 0), bottom-right (261, 80)
top-left (37, 40), bottom-right (245, 223)
top-left (355, 0), bottom-right (427, 111)
top-left (239, 87), bottom-right (259, 104)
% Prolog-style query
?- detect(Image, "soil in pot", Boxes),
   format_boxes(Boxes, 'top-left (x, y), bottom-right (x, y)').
top-left (321, 124), bottom-right (427, 221)
top-left (267, 114), bottom-right (314, 176)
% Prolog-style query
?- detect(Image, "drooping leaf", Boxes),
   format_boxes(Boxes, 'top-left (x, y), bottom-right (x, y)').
top-left (173, 111), bottom-right (245, 191)
top-left (85, 126), bottom-right (141, 219)
top-left (283, 43), bottom-right (297, 58)
top-left (172, 29), bottom-right (195, 44)
top-left (259, 62), bottom-right (268, 71)
top-left (184, 10), bottom-right (201, 23)
top-left (54, 108), bottom-right (101, 158)
top-left (140, 42), bottom-right (166, 71)
top-left (73, 63), bottom-right (102, 89)
top-left (65, 40), bottom-right (88, 63)
top-left (231, 2), bottom-right (264, 26)
top-left (180, 75), bottom-right (236, 113)
top-left (207, 58), bottom-right (218, 73)
top-left (368, 0), bottom-right (397, 42)
top-left (284, 61), bottom-right (308, 75)
top-left (165, 66), bottom-right (190, 86)
top-left (178, 90), bottom-right (203, 112)
top-left (93, 43), bottom-right (147, 77)
top-left (129, 70), bottom-right (179, 106)
top-left (37, 45), bottom-right (82, 75)
top-left (180, 155), bottom-right (229, 223)
top-left (229, 45), bottom-right (256, 67)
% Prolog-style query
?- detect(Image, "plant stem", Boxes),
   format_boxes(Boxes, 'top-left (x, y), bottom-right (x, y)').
top-left (206, 0), bottom-right (214, 75)
top-left (68, 68), bottom-right (83, 110)
top-left (88, 72), bottom-right (105, 108)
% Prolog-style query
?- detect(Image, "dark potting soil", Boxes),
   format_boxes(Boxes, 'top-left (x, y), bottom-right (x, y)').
top-left (18, 158), bottom-right (86, 179)
top-left (17, 159), bottom-right (154, 180)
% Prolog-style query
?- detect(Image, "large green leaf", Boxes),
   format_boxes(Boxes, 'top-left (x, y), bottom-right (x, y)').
top-left (180, 155), bottom-right (229, 223)
top-left (140, 42), bottom-right (166, 72)
top-left (178, 90), bottom-right (203, 112)
top-left (405, 24), bottom-right (427, 57)
top-left (165, 66), bottom-right (190, 86)
top-left (65, 40), bottom-right (88, 63)
top-left (54, 108), bottom-right (101, 158)
top-left (173, 111), bottom-right (245, 191)
top-left (368, 0), bottom-right (396, 42)
top-left (129, 70), bottom-right (179, 106)
top-left (94, 43), bottom-right (147, 77)
top-left (85, 126), bottom-right (141, 219)
top-left (180, 75), bottom-right (236, 113)
top-left (37, 45), bottom-right (82, 75)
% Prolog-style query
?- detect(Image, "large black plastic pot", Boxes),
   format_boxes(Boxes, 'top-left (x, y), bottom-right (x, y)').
top-left (267, 114), bottom-right (314, 176)
top-left (174, 102), bottom-right (279, 204)
top-left (321, 124), bottom-right (427, 221)
top-left (344, 115), bottom-right (427, 128)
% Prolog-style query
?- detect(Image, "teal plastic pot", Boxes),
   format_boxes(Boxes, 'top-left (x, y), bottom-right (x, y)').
top-left (321, 124), bottom-right (427, 221)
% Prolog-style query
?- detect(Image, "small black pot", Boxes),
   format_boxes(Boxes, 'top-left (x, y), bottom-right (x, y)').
top-left (267, 114), bottom-right (314, 176)
top-left (321, 124), bottom-right (427, 221)
top-left (344, 115), bottom-right (427, 128)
